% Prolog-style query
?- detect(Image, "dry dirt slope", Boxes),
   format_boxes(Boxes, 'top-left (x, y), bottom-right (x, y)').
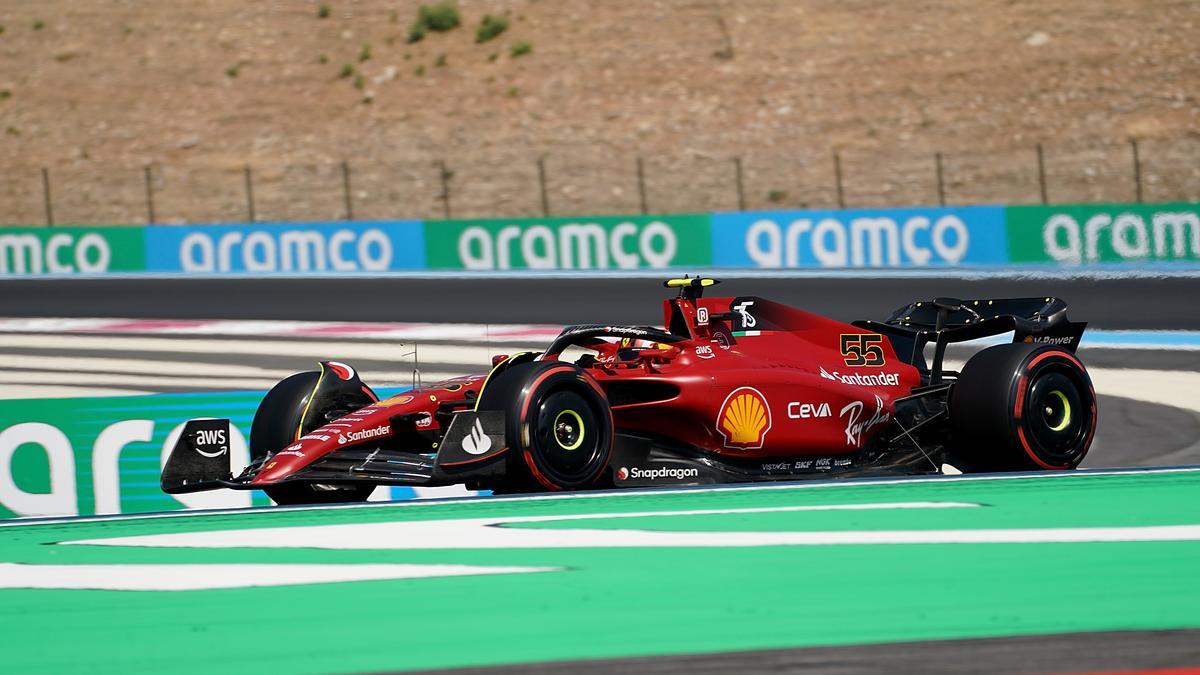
top-left (0, 0), bottom-right (1197, 224)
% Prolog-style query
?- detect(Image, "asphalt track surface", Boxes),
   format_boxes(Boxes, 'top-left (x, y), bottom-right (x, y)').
top-left (2, 274), bottom-right (1199, 328)
top-left (3, 274), bottom-right (1199, 674)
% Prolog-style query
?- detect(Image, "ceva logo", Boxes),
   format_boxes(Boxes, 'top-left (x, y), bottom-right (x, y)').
top-left (456, 221), bottom-right (679, 270)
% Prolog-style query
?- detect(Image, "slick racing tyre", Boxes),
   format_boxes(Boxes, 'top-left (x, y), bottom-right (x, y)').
top-left (250, 371), bottom-right (376, 505)
top-left (477, 360), bottom-right (613, 491)
top-left (950, 343), bottom-right (1097, 471)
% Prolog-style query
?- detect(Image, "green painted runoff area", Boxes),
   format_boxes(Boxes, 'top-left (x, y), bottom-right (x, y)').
top-left (1, 469), bottom-right (1198, 673)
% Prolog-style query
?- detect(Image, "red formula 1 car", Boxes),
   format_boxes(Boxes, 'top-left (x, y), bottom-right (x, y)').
top-left (162, 278), bottom-right (1098, 503)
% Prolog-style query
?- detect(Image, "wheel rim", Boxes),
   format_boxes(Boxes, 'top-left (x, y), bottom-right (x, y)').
top-left (1024, 369), bottom-right (1088, 459)
top-left (1044, 390), bottom-right (1072, 432)
top-left (531, 388), bottom-right (607, 485)
top-left (553, 409), bottom-right (585, 451)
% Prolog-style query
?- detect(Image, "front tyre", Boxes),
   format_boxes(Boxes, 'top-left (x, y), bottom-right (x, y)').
top-left (950, 343), bottom-right (1097, 471)
top-left (250, 371), bottom-right (376, 504)
top-left (476, 361), bottom-right (613, 491)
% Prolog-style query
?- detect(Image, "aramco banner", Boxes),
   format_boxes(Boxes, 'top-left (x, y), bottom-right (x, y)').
top-left (1005, 203), bottom-right (1200, 266)
top-left (0, 388), bottom-right (468, 519)
top-left (423, 214), bottom-right (712, 270)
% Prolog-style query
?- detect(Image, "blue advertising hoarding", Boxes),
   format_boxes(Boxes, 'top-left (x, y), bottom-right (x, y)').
top-left (710, 206), bottom-right (1008, 269)
top-left (144, 221), bottom-right (425, 273)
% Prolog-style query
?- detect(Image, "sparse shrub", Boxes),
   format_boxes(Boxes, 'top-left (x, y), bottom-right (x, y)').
top-left (510, 41), bottom-right (532, 57)
top-left (6, 126), bottom-right (19, 136)
top-left (507, 85), bottom-right (519, 97)
top-left (408, 2), bottom-right (459, 42)
top-left (0, 25), bottom-right (6, 36)
top-left (353, 74), bottom-right (365, 89)
top-left (414, 64), bottom-right (425, 76)
top-left (0, 90), bottom-right (11, 101)
top-left (225, 64), bottom-right (240, 78)
top-left (33, 20), bottom-right (45, 31)
top-left (476, 15), bottom-right (508, 43)
top-left (487, 52), bottom-right (498, 62)
top-left (418, 3), bottom-right (460, 32)
top-left (434, 52), bottom-right (446, 67)
top-left (767, 190), bottom-right (786, 203)
top-left (362, 95), bottom-right (374, 105)
top-left (359, 43), bottom-right (371, 62)
top-left (339, 63), bottom-right (355, 78)
top-left (318, 53), bottom-right (328, 64)
top-left (317, 3), bottom-right (331, 19)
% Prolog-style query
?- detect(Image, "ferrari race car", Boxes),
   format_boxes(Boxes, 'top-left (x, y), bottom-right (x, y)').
top-left (162, 278), bottom-right (1098, 503)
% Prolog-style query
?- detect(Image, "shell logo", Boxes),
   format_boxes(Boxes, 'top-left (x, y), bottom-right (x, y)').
top-left (717, 386), bottom-right (772, 449)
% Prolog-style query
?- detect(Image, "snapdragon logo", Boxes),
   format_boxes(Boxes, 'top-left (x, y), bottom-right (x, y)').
top-left (621, 466), bottom-right (700, 481)
top-left (457, 221), bottom-right (678, 270)
top-left (179, 228), bottom-right (393, 272)
top-left (743, 215), bottom-right (970, 267)
top-left (0, 232), bottom-right (112, 274)
top-left (1041, 211), bottom-right (1200, 264)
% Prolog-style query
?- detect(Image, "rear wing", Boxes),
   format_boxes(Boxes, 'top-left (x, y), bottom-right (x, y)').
top-left (853, 296), bottom-right (1086, 384)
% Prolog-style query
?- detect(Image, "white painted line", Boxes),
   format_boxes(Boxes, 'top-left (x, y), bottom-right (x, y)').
top-left (0, 386), bottom-right (155, 400)
top-left (9, 268), bottom-right (1200, 280)
top-left (0, 318), bottom-right (561, 341)
top-left (8, 466), bottom-right (1199, 529)
top-left (0, 334), bottom-right (535, 365)
top-left (69, 502), bottom-right (978, 550)
top-left (0, 562), bottom-right (558, 591)
top-left (67, 503), bottom-right (1200, 551)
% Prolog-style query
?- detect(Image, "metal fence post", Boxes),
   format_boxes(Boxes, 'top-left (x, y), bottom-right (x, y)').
top-left (243, 165), bottom-right (256, 223)
top-left (733, 156), bottom-right (746, 211)
top-left (41, 167), bottom-right (54, 226)
top-left (636, 156), bottom-right (649, 215)
top-left (537, 156), bottom-right (550, 217)
top-left (935, 152), bottom-right (946, 206)
top-left (341, 161), bottom-right (354, 220)
top-left (1130, 138), bottom-right (1143, 204)
top-left (833, 151), bottom-right (845, 209)
top-left (437, 160), bottom-right (451, 219)
top-left (1036, 144), bottom-right (1048, 205)
top-left (144, 165), bottom-right (157, 224)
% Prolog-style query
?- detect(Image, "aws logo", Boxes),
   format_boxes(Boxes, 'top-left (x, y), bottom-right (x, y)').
top-left (716, 386), bottom-right (772, 450)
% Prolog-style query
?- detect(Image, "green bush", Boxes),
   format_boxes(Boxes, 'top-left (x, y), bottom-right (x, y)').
top-left (510, 41), bottom-right (532, 57)
top-left (408, 2), bottom-right (459, 42)
top-left (476, 15), bottom-right (508, 43)
top-left (358, 43), bottom-right (371, 62)
top-left (419, 3), bottom-right (460, 31)
top-left (434, 52), bottom-right (446, 67)
top-left (767, 189), bottom-right (786, 203)
top-left (224, 64), bottom-right (240, 78)
top-left (33, 20), bottom-right (45, 31)
top-left (317, 3), bottom-right (331, 19)
top-left (339, 63), bottom-right (355, 78)
top-left (353, 74), bottom-right (365, 90)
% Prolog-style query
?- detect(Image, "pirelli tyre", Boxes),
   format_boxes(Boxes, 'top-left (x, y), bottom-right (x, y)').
top-left (476, 360), bottom-right (614, 492)
top-left (250, 371), bottom-right (376, 505)
top-left (950, 343), bottom-right (1097, 471)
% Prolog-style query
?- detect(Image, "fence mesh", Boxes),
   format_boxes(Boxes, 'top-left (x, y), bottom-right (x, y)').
top-left (2, 134), bottom-right (1197, 227)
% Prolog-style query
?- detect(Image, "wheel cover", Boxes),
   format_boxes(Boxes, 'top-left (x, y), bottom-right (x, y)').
top-left (1024, 369), bottom-right (1088, 460)
top-left (529, 388), bottom-right (608, 486)
top-left (553, 409), bottom-right (586, 451)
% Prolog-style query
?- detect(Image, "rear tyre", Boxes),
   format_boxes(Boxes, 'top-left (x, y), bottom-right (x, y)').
top-left (476, 361), bottom-right (613, 492)
top-left (250, 371), bottom-right (376, 505)
top-left (950, 343), bottom-right (1097, 471)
